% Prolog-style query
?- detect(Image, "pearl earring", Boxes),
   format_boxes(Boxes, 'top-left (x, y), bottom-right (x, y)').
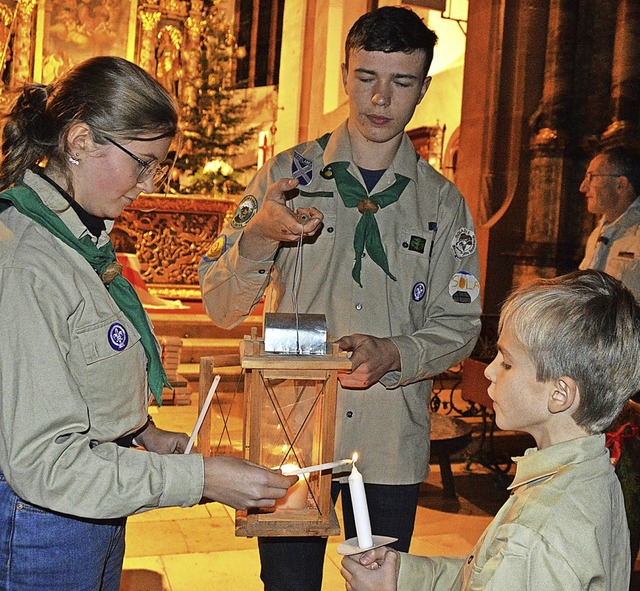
top-left (68, 153), bottom-right (80, 166)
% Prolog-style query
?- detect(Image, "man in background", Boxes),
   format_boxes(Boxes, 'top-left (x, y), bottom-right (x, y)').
top-left (579, 146), bottom-right (640, 300)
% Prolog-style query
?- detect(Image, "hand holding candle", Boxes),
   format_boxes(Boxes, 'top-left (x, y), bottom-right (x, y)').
top-left (348, 453), bottom-right (373, 550)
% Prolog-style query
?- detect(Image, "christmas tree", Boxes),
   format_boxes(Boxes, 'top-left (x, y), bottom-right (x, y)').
top-left (172, 0), bottom-right (254, 195)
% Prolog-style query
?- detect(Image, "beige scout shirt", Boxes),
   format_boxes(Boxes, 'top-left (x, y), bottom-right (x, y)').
top-left (199, 122), bottom-right (481, 484)
top-left (579, 197), bottom-right (640, 301)
top-left (0, 171), bottom-right (203, 519)
top-left (398, 435), bottom-right (630, 590)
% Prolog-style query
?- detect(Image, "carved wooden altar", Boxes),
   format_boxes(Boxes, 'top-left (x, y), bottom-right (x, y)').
top-left (113, 193), bottom-right (235, 299)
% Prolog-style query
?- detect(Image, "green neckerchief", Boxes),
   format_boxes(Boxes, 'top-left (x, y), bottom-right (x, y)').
top-left (325, 160), bottom-right (410, 287)
top-left (0, 184), bottom-right (169, 405)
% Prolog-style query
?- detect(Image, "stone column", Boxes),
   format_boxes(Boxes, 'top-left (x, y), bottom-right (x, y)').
top-left (514, 0), bottom-right (580, 287)
top-left (602, 0), bottom-right (640, 148)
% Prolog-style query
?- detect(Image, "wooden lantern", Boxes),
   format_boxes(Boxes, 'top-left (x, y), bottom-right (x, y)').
top-left (235, 327), bottom-right (351, 537)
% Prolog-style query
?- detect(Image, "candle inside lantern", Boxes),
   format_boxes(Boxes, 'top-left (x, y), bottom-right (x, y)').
top-left (348, 453), bottom-right (373, 549)
top-left (276, 464), bottom-right (309, 509)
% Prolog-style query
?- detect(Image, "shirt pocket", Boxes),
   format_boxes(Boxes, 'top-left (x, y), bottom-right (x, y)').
top-left (608, 237), bottom-right (640, 290)
top-left (74, 315), bottom-right (146, 424)
top-left (76, 316), bottom-right (141, 365)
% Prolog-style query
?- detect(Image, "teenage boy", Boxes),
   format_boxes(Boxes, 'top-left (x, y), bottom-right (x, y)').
top-left (199, 6), bottom-right (481, 591)
top-left (341, 269), bottom-right (639, 591)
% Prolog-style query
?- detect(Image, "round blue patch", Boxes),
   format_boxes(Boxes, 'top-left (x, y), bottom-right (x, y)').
top-left (108, 322), bottom-right (129, 351)
top-left (412, 281), bottom-right (427, 302)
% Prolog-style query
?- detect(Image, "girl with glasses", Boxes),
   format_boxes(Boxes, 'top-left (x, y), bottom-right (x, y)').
top-left (0, 56), bottom-right (295, 591)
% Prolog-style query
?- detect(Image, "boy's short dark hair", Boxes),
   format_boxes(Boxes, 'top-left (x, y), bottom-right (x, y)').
top-left (500, 270), bottom-right (640, 433)
top-left (345, 6), bottom-right (438, 78)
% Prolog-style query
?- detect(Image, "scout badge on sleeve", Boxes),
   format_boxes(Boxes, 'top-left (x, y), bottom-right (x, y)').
top-left (449, 271), bottom-right (480, 304)
top-left (202, 235), bottom-right (227, 263)
top-left (230, 195), bottom-right (258, 229)
top-left (451, 227), bottom-right (476, 260)
top-left (292, 151), bottom-right (313, 186)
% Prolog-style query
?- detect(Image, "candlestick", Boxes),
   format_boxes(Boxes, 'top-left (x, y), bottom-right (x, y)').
top-left (348, 454), bottom-right (373, 549)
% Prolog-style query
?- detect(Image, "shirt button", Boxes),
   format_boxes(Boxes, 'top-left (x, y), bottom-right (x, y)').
top-left (467, 555), bottom-right (474, 565)
top-left (327, 227), bottom-right (334, 233)
top-left (355, 302), bottom-right (363, 311)
top-left (361, 252), bottom-right (366, 258)
top-left (346, 411), bottom-right (353, 418)
top-left (402, 242), bottom-right (409, 248)
top-left (258, 269), bottom-right (266, 274)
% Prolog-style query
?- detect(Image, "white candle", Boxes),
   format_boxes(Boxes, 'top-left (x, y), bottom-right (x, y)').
top-left (281, 458), bottom-right (352, 476)
top-left (184, 375), bottom-right (220, 455)
top-left (348, 454), bottom-right (373, 549)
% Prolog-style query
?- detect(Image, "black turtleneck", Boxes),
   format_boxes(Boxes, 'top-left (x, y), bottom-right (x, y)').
top-left (31, 167), bottom-right (106, 238)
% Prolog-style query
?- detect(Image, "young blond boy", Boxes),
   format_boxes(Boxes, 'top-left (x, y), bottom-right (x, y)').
top-left (342, 270), bottom-right (640, 591)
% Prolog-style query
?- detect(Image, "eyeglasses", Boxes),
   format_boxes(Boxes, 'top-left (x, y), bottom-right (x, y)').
top-left (585, 172), bottom-right (621, 183)
top-left (104, 136), bottom-right (170, 187)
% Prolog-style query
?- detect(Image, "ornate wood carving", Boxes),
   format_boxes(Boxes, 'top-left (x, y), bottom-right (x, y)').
top-left (113, 193), bottom-right (235, 299)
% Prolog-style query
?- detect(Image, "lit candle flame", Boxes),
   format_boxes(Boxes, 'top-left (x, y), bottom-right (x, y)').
top-left (352, 452), bottom-right (359, 463)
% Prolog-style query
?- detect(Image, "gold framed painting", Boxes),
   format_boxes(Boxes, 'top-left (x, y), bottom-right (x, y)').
top-left (33, 0), bottom-right (137, 83)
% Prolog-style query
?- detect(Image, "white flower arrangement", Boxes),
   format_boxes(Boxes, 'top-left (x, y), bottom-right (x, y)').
top-left (178, 157), bottom-right (237, 195)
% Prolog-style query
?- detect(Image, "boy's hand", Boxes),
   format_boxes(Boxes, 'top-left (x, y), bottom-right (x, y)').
top-left (238, 178), bottom-right (323, 261)
top-left (341, 547), bottom-right (400, 591)
top-left (336, 334), bottom-right (401, 388)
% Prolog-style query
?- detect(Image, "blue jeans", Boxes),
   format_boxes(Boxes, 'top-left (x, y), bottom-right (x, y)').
top-left (0, 471), bottom-right (126, 591)
top-left (258, 481), bottom-right (420, 591)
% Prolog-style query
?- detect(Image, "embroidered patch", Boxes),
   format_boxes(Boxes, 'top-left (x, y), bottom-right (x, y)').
top-left (408, 235), bottom-right (427, 254)
top-left (448, 271), bottom-right (480, 304)
top-left (451, 227), bottom-right (476, 260)
top-left (202, 235), bottom-right (227, 263)
top-left (108, 322), bottom-right (128, 351)
top-left (292, 151), bottom-right (313, 186)
top-left (428, 222), bottom-right (438, 232)
top-left (412, 281), bottom-right (427, 302)
top-left (230, 195), bottom-right (258, 229)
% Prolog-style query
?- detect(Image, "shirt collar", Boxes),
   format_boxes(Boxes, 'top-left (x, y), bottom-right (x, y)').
top-left (22, 169), bottom-right (113, 246)
top-left (601, 195), bottom-right (640, 230)
top-left (508, 434), bottom-right (606, 490)
top-left (322, 121), bottom-right (420, 190)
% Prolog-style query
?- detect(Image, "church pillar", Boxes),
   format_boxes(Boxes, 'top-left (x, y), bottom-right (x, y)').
top-left (513, 0), bottom-right (580, 287)
top-left (602, 0), bottom-right (640, 148)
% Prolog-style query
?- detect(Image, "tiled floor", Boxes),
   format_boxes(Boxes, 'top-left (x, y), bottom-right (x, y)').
top-left (120, 400), bottom-right (508, 591)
